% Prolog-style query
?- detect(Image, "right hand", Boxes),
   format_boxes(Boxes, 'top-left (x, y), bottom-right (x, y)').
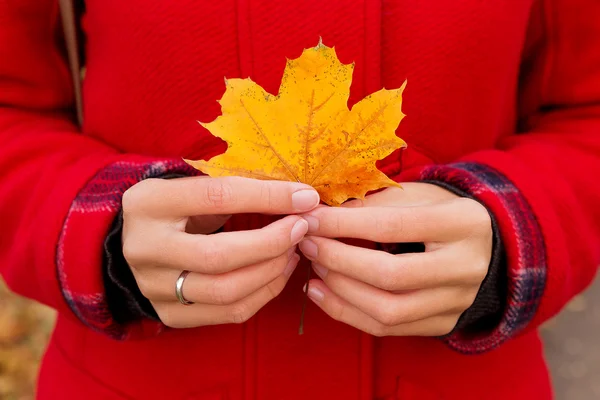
top-left (122, 176), bottom-right (320, 328)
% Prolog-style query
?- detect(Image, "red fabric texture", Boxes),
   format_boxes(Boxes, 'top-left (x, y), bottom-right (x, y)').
top-left (1, 0), bottom-right (599, 399)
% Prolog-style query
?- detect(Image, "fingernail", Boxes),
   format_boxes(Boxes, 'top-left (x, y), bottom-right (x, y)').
top-left (307, 285), bottom-right (325, 303)
top-left (290, 219), bottom-right (309, 244)
top-left (303, 215), bottom-right (319, 232)
top-left (284, 254), bottom-right (300, 277)
top-left (299, 239), bottom-right (318, 260)
top-left (312, 263), bottom-right (328, 278)
top-left (292, 189), bottom-right (320, 212)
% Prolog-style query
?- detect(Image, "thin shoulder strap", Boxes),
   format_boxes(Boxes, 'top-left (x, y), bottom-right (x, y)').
top-left (59, 0), bottom-right (84, 126)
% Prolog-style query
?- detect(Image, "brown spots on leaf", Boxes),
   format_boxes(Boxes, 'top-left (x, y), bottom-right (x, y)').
top-left (186, 41), bottom-right (407, 206)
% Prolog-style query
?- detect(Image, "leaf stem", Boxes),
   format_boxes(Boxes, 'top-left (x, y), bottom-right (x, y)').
top-left (298, 265), bottom-right (312, 335)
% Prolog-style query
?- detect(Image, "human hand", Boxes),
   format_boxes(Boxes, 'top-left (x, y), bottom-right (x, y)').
top-left (122, 176), bottom-right (320, 328)
top-left (298, 182), bottom-right (492, 336)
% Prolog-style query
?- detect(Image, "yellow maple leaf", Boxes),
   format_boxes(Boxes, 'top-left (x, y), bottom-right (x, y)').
top-left (186, 40), bottom-right (407, 206)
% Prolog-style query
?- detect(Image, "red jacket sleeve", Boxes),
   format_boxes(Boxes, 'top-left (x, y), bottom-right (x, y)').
top-left (399, 0), bottom-right (600, 353)
top-left (0, 2), bottom-right (194, 339)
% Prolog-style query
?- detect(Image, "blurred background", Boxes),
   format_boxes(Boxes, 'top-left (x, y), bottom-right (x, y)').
top-left (1, 275), bottom-right (600, 400)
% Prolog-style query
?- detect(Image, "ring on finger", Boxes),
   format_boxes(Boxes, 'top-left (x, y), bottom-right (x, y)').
top-left (175, 270), bottom-right (194, 305)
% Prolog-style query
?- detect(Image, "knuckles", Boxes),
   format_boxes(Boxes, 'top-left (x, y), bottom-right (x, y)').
top-left (135, 276), bottom-right (156, 300)
top-left (472, 257), bottom-right (490, 282)
top-left (122, 178), bottom-right (162, 214)
top-left (461, 288), bottom-right (481, 311)
top-left (259, 181), bottom-right (284, 211)
top-left (228, 302), bottom-right (253, 324)
top-left (378, 267), bottom-right (401, 292)
top-left (122, 238), bottom-right (146, 265)
top-left (265, 275), bottom-right (286, 299)
top-left (203, 179), bottom-right (236, 210)
top-left (373, 302), bottom-right (417, 327)
top-left (436, 317), bottom-right (459, 336)
top-left (374, 307), bottom-right (403, 327)
top-left (375, 258), bottom-right (404, 291)
top-left (370, 325), bottom-right (390, 338)
top-left (455, 197), bottom-right (492, 234)
top-left (155, 304), bottom-right (180, 329)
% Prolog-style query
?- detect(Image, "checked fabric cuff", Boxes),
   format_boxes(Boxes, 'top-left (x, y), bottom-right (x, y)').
top-left (57, 158), bottom-right (198, 340)
top-left (416, 162), bottom-right (547, 354)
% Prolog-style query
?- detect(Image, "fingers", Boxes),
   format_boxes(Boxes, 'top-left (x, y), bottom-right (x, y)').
top-left (300, 236), bottom-right (476, 290)
top-left (127, 176), bottom-right (320, 217)
top-left (154, 263), bottom-right (297, 329)
top-left (130, 215), bottom-right (308, 274)
top-left (303, 198), bottom-right (490, 243)
top-left (311, 263), bottom-right (477, 326)
top-left (136, 250), bottom-right (299, 304)
top-left (305, 280), bottom-right (459, 337)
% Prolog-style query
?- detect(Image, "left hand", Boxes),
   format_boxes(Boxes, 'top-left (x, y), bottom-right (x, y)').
top-left (298, 182), bottom-right (493, 337)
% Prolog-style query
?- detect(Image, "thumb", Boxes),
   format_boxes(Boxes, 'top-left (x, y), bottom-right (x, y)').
top-left (343, 182), bottom-right (457, 208)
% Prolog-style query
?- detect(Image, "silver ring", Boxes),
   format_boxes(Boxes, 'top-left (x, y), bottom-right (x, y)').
top-left (175, 270), bottom-right (194, 305)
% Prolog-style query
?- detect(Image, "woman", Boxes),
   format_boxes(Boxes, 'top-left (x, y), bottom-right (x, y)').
top-left (1, 0), bottom-right (599, 399)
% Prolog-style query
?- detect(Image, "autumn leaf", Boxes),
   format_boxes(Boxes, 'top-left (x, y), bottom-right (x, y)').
top-left (186, 40), bottom-right (407, 206)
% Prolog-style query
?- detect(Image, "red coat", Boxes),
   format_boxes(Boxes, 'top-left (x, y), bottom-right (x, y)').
top-left (1, 0), bottom-right (600, 399)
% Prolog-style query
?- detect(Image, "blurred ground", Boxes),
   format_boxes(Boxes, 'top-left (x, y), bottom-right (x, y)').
top-left (0, 281), bottom-right (55, 400)
top-left (0, 276), bottom-right (599, 399)
top-left (541, 274), bottom-right (600, 399)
